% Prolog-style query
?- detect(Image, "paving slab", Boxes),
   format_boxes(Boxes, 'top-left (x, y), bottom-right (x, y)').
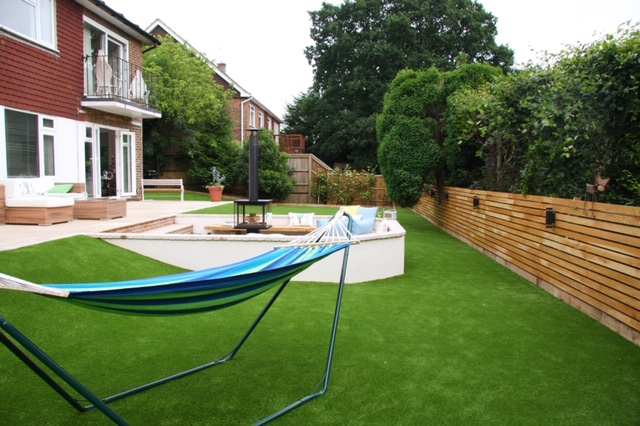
top-left (0, 200), bottom-right (222, 251)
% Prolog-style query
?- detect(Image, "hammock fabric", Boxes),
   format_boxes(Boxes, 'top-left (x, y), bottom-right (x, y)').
top-left (0, 212), bottom-right (355, 316)
top-left (43, 242), bottom-right (348, 315)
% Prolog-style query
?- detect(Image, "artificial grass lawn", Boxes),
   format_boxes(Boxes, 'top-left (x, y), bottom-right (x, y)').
top-left (1, 210), bottom-right (639, 425)
top-left (143, 190), bottom-right (219, 202)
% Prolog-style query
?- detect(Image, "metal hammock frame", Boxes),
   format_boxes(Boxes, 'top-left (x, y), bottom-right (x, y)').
top-left (0, 212), bottom-right (356, 425)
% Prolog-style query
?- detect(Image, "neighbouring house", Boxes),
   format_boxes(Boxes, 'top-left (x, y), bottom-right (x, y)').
top-left (0, 0), bottom-right (160, 200)
top-left (146, 19), bottom-right (282, 143)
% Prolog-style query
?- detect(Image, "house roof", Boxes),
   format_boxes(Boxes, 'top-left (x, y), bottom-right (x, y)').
top-left (146, 19), bottom-right (282, 122)
top-left (75, 0), bottom-right (160, 47)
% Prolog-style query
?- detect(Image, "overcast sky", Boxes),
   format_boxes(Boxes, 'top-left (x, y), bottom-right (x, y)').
top-left (105, 0), bottom-right (640, 120)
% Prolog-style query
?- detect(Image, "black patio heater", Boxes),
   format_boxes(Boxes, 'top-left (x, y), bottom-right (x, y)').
top-left (234, 128), bottom-right (272, 232)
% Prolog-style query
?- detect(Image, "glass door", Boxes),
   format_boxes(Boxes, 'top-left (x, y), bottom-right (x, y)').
top-left (84, 126), bottom-right (96, 198)
top-left (99, 129), bottom-right (116, 197)
top-left (117, 131), bottom-right (136, 196)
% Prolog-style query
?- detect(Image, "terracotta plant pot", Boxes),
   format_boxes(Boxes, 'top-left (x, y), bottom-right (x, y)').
top-left (207, 186), bottom-right (224, 202)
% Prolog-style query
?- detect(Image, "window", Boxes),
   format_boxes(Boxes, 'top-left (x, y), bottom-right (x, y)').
top-left (83, 18), bottom-right (128, 98)
top-left (259, 112), bottom-right (264, 128)
top-left (267, 117), bottom-right (272, 130)
top-left (249, 105), bottom-right (256, 127)
top-left (42, 117), bottom-right (55, 176)
top-left (120, 132), bottom-right (134, 194)
top-left (0, 0), bottom-right (55, 48)
top-left (4, 110), bottom-right (56, 177)
top-left (5, 109), bottom-right (39, 177)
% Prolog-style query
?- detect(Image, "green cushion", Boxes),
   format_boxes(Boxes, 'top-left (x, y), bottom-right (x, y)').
top-left (47, 184), bottom-right (74, 194)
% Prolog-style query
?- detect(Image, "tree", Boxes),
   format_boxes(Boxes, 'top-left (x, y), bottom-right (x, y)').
top-left (143, 35), bottom-right (240, 188)
top-left (237, 129), bottom-right (295, 200)
top-left (377, 64), bottom-right (503, 206)
top-left (516, 23), bottom-right (640, 203)
top-left (287, 0), bottom-right (513, 169)
top-left (446, 23), bottom-right (640, 205)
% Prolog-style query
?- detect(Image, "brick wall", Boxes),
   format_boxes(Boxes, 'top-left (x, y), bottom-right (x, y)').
top-left (0, 0), bottom-right (84, 119)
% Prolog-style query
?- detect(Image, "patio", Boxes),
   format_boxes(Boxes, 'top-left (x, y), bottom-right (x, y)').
top-left (0, 199), bottom-right (214, 251)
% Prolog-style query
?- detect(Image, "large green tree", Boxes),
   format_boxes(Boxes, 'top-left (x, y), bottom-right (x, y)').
top-left (143, 35), bottom-right (240, 188)
top-left (284, 0), bottom-right (513, 169)
top-left (377, 63), bottom-right (503, 206)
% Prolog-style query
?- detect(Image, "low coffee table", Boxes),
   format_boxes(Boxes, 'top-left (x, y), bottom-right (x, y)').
top-left (73, 198), bottom-right (126, 220)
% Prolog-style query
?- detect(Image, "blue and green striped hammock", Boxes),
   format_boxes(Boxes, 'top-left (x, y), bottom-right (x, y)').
top-left (0, 211), bottom-right (357, 425)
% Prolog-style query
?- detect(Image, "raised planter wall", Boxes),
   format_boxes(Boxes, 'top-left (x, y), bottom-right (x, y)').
top-left (414, 187), bottom-right (640, 345)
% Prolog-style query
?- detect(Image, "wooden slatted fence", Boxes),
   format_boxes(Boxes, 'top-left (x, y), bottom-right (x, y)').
top-left (414, 187), bottom-right (640, 345)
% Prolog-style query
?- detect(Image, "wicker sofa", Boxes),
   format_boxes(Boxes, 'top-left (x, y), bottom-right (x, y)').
top-left (0, 178), bottom-right (86, 225)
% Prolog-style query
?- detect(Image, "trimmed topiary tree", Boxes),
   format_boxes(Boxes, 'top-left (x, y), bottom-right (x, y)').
top-left (377, 64), bottom-right (503, 207)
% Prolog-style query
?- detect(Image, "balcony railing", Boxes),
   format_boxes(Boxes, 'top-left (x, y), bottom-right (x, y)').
top-left (83, 54), bottom-right (157, 110)
top-left (279, 134), bottom-right (306, 154)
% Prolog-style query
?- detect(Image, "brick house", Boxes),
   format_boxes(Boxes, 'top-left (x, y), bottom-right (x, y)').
top-left (146, 19), bottom-right (282, 143)
top-left (0, 0), bottom-right (160, 200)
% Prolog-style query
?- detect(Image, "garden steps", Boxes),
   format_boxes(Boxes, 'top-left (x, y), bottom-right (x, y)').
top-left (105, 216), bottom-right (192, 235)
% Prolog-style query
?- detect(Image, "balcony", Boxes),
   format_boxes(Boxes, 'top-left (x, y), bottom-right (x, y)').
top-left (279, 134), bottom-right (306, 153)
top-left (82, 54), bottom-right (161, 119)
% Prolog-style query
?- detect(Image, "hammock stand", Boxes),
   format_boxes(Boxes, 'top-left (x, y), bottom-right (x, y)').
top-left (0, 212), bottom-right (356, 425)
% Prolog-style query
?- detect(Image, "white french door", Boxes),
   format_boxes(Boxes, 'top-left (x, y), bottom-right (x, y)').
top-left (116, 131), bottom-right (135, 196)
top-left (85, 125), bottom-right (136, 198)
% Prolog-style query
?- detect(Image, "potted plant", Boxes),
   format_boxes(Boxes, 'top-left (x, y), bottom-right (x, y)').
top-left (206, 166), bottom-right (226, 202)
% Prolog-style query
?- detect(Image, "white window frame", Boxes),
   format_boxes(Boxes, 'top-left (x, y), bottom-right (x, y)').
top-left (2, 108), bottom-right (56, 178)
top-left (83, 17), bottom-right (130, 96)
top-left (117, 131), bottom-right (136, 197)
top-left (267, 117), bottom-right (272, 130)
top-left (258, 112), bottom-right (264, 128)
top-left (41, 115), bottom-right (55, 176)
top-left (0, 0), bottom-right (56, 50)
top-left (249, 105), bottom-right (256, 127)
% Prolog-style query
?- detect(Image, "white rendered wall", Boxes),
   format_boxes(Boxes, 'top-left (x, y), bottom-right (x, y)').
top-left (97, 216), bottom-right (405, 284)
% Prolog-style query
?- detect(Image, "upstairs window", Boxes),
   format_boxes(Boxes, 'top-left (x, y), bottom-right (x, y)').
top-left (83, 18), bottom-right (128, 97)
top-left (249, 105), bottom-right (256, 127)
top-left (0, 0), bottom-right (55, 48)
top-left (259, 112), bottom-right (264, 128)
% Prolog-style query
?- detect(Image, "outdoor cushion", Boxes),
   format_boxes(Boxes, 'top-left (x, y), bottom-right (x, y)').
top-left (358, 206), bottom-right (378, 220)
top-left (48, 184), bottom-right (74, 194)
top-left (5, 196), bottom-right (74, 208)
top-left (316, 218), bottom-right (329, 227)
top-left (289, 212), bottom-right (314, 226)
top-left (352, 217), bottom-right (375, 235)
top-left (342, 205), bottom-right (360, 216)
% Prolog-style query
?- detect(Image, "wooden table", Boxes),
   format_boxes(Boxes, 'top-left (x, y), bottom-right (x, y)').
top-left (73, 198), bottom-right (126, 220)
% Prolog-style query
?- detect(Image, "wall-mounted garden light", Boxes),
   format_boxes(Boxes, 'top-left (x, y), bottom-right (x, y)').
top-left (473, 196), bottom-right (479, 209)
top-left (545, 207), bottom-right (556, 228)
top-left (444, 191), bottom-right (449, 201)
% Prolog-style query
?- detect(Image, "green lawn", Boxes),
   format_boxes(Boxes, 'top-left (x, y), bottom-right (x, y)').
top-left (0, 209), bottom-right (638, 425)
top-left (143, 190), bottom-right (214, 202)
